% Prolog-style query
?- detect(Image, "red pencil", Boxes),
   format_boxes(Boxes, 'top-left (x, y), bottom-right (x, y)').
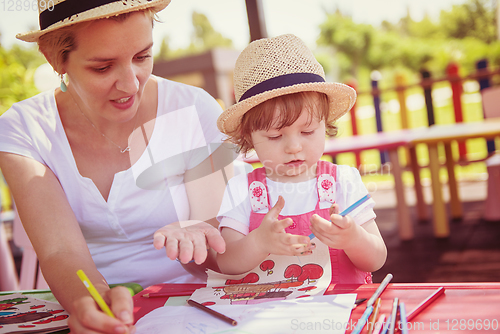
top-left (407, 287), bottom-right (445, 322)
top-left (142, 291), bottom-right (194, 298)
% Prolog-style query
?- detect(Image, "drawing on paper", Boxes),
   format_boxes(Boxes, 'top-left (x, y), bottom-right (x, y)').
top-left (0, 293), bottom-right (69, 332)
top-left (210, 262), bottom-right (324, 305)
top-left (190, 239), bottom-right (332, 306)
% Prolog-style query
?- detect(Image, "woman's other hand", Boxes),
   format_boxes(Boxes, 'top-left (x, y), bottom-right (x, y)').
top-left (67, 286), bottom-right (134, 334)
top-left (153, 220), bottom-right (226, 265)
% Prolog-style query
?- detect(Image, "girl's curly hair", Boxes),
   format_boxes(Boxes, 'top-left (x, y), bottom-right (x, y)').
top-left (226, 91), bottom-right (338, 155)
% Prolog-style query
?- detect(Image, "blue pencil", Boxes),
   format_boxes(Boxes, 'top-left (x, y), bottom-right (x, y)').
top-left (380, 314), bottom-right (391, 334)
top-left (351, 305), bottom-right (374, 334)
top-left (309, 194), bottom-right (372, 239)
top-left (399, 302), bottom-right (409, 334)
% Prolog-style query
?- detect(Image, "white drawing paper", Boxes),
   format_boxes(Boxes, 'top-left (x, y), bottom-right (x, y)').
top-left (136, 293), bottom-right (357, 334)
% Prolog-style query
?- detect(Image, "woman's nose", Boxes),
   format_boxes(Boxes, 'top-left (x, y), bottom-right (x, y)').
top-left (116, 65), bottom-right (139, 94)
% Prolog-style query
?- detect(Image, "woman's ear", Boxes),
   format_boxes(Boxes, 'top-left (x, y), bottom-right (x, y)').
top-left (39, 47), bottom-right (64, 75)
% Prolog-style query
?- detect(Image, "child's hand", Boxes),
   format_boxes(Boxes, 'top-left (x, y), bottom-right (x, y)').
top-left (253, 196), bottom-right (315, 256)
top-left (309, 203), bottom-right (360, 251)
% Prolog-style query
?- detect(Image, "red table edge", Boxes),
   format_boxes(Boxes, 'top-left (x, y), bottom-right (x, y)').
top-left (132, 282), bottom-right (500, 324)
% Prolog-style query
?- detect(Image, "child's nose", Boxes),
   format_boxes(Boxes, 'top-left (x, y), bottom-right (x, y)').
top-left (285, 137), bottom-right (302, 154)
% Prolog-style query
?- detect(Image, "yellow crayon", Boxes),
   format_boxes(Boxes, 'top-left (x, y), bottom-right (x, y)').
top-left (76, 269), bottom-right (115, 318)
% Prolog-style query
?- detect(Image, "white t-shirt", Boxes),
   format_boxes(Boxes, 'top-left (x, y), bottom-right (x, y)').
top-left (0, 76), bottom-right (224, 287)
top-left (217, 165), bottom-right (376, 235)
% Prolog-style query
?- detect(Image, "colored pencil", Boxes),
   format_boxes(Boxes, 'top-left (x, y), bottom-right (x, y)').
top-left (367, 298), bottom-right (382, 334)
top-left (340, 194), bottom-right (372, 216)
top-left (354, 297), bottom-right (367, 308)
top-left (388, 297), bottom-right (399, 334)
top-left (76, 269), bottom-right (115, 318)
top-left (187, 299), bottom-right (238, 326)
top-left (399, 302), bottom-right (409, 334)
top-left (367, 273), bottom-right (393, 307)
top-left (352, 273), bottom-right (393, 334)
top-left (372, 314), bottom-right (387, 334)
top-left (351, 305), bottom-right (374, 334)
top-left (380, 314), bottom-right (391, 334)
top-left (309, 194), bottom-right (372, 239)
top-left (142, 291), bottom-right (194, 298)
top-left (407, 287), bottom-right (445, 321)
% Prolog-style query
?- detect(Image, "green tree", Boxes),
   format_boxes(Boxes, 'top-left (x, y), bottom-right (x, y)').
top-left (317, 12), bottom-right (375, 79)
top-left (407, 15), bottom-right (444, 40)
top-left (155, 37), bottom-right (172, 61)
top-left (317, 0), bottom-right (500, 82)
top-left (439, 0), bottom-right (496, 43)
top-left (0, 43), bottom-right (44, 114)
top-left (156, 11), bottom-right (233, 61)
top-left (190, 12), bottom-right (233, 50)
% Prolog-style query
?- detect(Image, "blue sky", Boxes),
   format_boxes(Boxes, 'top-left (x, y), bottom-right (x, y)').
top-left (1, 0), bottom-right (468, 54)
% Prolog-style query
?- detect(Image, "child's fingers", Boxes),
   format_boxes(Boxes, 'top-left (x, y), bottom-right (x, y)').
top-left (311, 213), bottom-right (335, 229)
top-left (268, 195), bottom-right (286, 220)
top-left (291, 242), bottom-right (315, 256)
top-left (273, 217), bottom-right (294, 233)
top-left (330, 214), bottom-right (350, 229)
top-left (310, 213), bottom-right (346, 233)
top-left (279, 233), bottom-right (311, 248)
top-left (329, 203), bottom-right (340, 216)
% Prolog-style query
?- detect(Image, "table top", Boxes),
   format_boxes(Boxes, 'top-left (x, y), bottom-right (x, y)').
top-left (336, 282), bottom-right (500, 333)
top-left (324, 130), bottom-right (413, 156)
top-left (133, 282), bottom-right (500, 333)
top-left (410, 118), bottom-right (500, 145)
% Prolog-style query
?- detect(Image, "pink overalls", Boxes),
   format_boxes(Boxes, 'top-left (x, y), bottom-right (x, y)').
top-left (247, 160), bottom-right (372, 284)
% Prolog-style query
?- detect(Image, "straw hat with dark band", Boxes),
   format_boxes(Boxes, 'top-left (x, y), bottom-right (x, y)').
top-left (217, 34), bottom-right (356, 135)
top-left (17, 0), bottom-right (171, 42)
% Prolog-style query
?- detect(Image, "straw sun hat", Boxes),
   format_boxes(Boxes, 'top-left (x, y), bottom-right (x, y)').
top-left (16, 0), bottom-right (171, 42)
top-left (217, 34), bottom-right (356, 135)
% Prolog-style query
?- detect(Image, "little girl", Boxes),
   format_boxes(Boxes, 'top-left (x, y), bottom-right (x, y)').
top-left (216, 34), bottom-right (387, 284)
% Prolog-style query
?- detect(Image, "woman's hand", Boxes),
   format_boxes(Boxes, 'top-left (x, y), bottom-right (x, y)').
top-left (67, 286), bottom-right (134, 334)
top-left (153, 220), bottom-right (226, 265)
top-left (253, 196), bottom-right (314, 256)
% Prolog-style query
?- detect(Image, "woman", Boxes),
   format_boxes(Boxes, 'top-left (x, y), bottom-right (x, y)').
top-left (0, 1), bottom-right (231, 333)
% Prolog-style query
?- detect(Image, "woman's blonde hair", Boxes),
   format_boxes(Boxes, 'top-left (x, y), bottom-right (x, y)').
top-left (229, 91), bottom-right (337, 155)
top-left (37, 9), bottom-right (158, 74)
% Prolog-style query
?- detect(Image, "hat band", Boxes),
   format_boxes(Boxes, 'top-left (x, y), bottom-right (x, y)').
top-left (40, 0), bottom-right (119, 30)
top-left (239, 73), bottom-right (324, 102)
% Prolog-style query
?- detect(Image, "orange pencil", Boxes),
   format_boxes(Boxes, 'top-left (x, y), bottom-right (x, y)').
top-left (367, 298), bottom-right (382, 334)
